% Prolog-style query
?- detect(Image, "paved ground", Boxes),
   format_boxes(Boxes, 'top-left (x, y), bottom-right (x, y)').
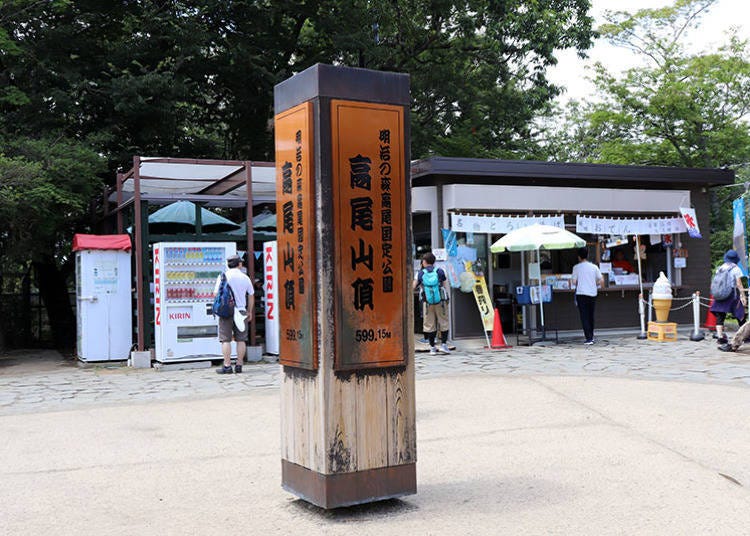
top-left (1, 329), bottom-right (749, 535)
top-left (1, 329), bottom-right (748, 416)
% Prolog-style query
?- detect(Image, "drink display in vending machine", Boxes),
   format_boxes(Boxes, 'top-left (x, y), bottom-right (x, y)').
top-left (153, 242), bottom-right (237, 362)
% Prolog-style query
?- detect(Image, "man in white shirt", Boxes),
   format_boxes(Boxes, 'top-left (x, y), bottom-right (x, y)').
top-left (571, 246), bottom-right (604, 345)
top-left (215, 254), bottom-right (254, 374)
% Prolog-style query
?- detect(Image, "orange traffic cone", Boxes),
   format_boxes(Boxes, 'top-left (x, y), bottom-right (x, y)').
top-left (490, 307), bottom-right (511, 349)
top-left (703, 295), bottom-right (717, 331)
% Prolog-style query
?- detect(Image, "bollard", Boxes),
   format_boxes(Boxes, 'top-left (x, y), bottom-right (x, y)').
top-left (637, 293), bottom-right (648, 339)
top-left (690, 291), bottom-right (705, 341)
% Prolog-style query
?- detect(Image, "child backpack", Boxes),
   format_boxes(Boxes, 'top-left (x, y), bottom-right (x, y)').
top-left (212, 273), bottom-right (236, 318)
top-left (422, 268), bottom-right (442, 305)
top-left (710, 264), bottom-right (736, 301)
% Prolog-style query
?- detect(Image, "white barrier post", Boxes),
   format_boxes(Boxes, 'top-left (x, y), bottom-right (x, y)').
top-left (637, 293), bottom-right (647, 340)
top-left (647, 293), bottom-right (653, 323)
top-left (690, 291), bottom-right (704, 341)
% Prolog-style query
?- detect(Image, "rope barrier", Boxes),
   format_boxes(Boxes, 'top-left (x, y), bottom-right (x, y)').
top-left (668, 301), bottom-right (695, 312)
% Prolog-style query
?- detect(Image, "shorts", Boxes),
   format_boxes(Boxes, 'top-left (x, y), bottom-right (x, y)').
top-left (218, 314), bottom-right (248, 343)
top-left (422, 301), bottom-right (449, 333)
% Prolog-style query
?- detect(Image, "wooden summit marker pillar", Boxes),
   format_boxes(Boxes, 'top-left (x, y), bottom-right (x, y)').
top-left (274, 64), bottom-right (416, 509)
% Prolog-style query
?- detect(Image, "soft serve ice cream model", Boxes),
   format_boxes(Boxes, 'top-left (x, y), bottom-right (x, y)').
top-left (651, 272), bottom-right (673, 323)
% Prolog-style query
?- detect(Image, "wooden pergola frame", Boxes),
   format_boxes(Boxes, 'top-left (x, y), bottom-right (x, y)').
top-left (111, 156), bottom-right (274, 352)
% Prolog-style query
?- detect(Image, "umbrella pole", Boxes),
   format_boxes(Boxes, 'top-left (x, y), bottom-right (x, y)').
top-left (635, 235), bottom-right (644, 297)
top-left (538, 248), bottom-right (545, 335)
top-left (636, 235), bottom-right (647, 339)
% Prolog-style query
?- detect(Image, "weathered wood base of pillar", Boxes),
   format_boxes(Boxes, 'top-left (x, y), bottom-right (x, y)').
top-left (281, 459), bottom-right (416, 509)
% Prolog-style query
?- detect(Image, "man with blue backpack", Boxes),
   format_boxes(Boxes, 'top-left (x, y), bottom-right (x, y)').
top-left (213, 254), bottom-right (254, 374)
top-left (413, 252), bottom-right (451, 355)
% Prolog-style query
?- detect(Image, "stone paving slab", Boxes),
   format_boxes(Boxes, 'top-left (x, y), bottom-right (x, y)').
top-left (0, 331), bottom-right (748, 416)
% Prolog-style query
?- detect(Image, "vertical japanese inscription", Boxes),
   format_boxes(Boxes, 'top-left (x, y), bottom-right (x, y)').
top-left (275, 102), bottom-right (317, 369)
top-left (332, 100), bottom-right (406, 370)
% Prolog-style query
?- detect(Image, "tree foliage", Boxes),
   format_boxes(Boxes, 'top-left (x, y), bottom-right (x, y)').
top-left (0, 0), bottom-right (595, 347)
top-left (1, 0), bottom-right (595, 165)
top-left (540, 0), bottom-right (750, 264)
top-left (546, 0), bottom-right (750, 168)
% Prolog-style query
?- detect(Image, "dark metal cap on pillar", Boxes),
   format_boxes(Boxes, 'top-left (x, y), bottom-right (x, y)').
top-left (275, 63), bottom-right (410, 114)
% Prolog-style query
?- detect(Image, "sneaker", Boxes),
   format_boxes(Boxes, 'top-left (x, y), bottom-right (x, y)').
top-left (584, 340), bottom-right (595, 345)
top-left (216, 365), bottom-right (233, 374)
top-left (429, 346), bottom-right (438, 355)
top-left (418, 337), bottom-right (429, 344)
top-left (234, 365), bottom-right (243, 374)
top-left (717, 336), bottom-right (728, 345)
top-left (438, 343), bottom-right (451, 354)
top-left (719, 343), bottom-right (736, 352)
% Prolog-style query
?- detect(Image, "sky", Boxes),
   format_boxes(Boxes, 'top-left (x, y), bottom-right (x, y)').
top-left (548, 0), bottom-right (750, 103)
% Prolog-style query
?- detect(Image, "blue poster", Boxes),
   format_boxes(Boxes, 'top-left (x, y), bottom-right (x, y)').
top-left (733, 198), bottom-right (748, 276)
top-left (442, 228), bottom-right (458, 257)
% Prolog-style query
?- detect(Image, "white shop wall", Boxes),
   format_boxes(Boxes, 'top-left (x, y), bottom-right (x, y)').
top-left (412, 186), bottom-right (439, 247)
top-left (441, 184), bottom-right (691, 223)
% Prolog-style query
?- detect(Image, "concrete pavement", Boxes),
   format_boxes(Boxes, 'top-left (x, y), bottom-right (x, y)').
top-left (1, 332), bottom-right (749, 534)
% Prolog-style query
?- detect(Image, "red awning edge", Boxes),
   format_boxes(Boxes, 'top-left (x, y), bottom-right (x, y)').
top-left (72, 234), bottom-right (132, 252)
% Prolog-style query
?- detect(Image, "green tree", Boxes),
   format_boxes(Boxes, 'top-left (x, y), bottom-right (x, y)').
top-left (298, 0), bottom-right (595, 158)
top-left (0, 0), bottom-right (596, 348)
top-left (547, 0), bottom-right (750, 167)
top-left (0, 137), bottom-right (104, 348)
top-left (541, 0), bottom-right (750, 262)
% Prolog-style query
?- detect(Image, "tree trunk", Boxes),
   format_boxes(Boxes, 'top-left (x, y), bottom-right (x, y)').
top-left (21, 267), bottom-right (32, 346)
top-left (33, 257), bottom-right (76, 350)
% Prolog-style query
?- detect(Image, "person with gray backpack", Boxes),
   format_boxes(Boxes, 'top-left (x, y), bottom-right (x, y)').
top-left (413, 252), bottom-right (451, 355)
top-left (709, 249), bottom-right (747, 345)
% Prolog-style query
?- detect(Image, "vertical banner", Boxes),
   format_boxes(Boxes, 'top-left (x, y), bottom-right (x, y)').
top-left (465, 261), bottom-right (494, 332)
top-left (679, 207), bottom-right (702, 239)
top-left (733, 198), bottom-right (749, 276)
top-left (332, 100), bottom-right (406, 370)
top-left (263, 241), bottom-right (280, 355)
top-left (275, 102), bottom-right (317, 369)
top-left (472, 275), bottom-right (495, 332)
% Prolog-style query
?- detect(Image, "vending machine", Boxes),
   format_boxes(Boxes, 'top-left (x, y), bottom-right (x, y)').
top-left (74, 234), bottom-right (133, 362)
top-left (153, 242), bottom-right (237, 362)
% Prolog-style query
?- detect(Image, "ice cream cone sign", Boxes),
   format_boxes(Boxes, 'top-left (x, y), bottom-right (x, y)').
top-left (652, 272), bottom-right (673, 323)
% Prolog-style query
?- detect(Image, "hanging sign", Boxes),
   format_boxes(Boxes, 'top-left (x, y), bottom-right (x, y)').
top-left (576, 215), bottom-right (687, 235)
top-left (679, 207), bottom-right (702, 239)
top-left (443, 257), bottom-right (462, 288)
top-left (451, 214), bottom-right (565, 234)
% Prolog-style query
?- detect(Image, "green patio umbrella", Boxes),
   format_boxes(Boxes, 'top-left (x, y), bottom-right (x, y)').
top-left (228, 225), bottom-right (277, 241)
top-left (144, 200), bottom-right (241, 234)
top-left (252, 210), bottom-right (276, 229)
